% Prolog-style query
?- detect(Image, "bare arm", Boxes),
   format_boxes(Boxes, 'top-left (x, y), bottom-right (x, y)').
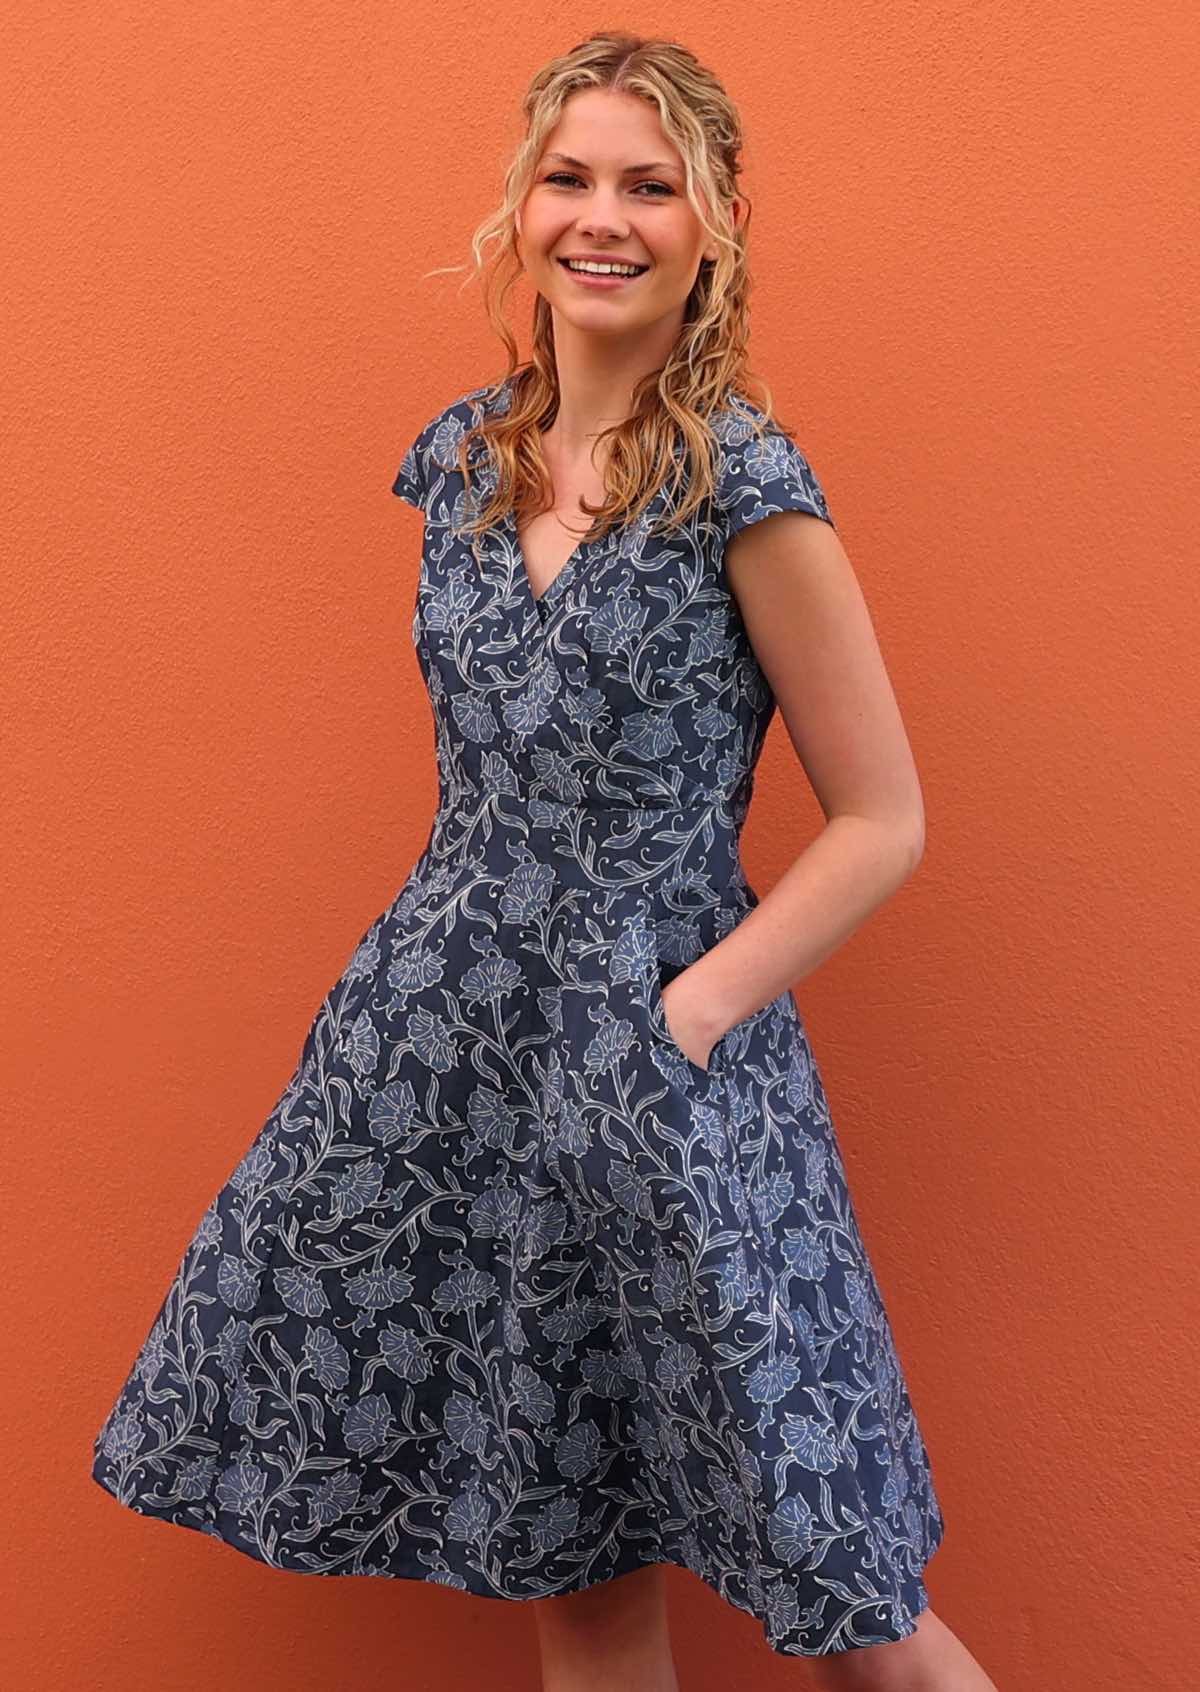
top-left (664, 509), bottom-right (925, 1067)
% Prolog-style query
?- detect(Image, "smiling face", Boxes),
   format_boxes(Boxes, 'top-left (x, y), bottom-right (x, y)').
top-left (517, 87), bottom-right (722, 342)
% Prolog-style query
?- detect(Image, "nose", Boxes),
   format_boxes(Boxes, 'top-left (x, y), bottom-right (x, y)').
top-left (575, 190), bottom-right (631, 242)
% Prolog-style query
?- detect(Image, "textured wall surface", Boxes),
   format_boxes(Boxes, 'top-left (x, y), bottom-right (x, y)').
top-left (4, 4), bottom-right (1196, 1689)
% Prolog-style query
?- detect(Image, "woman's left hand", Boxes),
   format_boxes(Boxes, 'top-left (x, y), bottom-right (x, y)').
top-left (659, 978), bottom-right (720, 1073)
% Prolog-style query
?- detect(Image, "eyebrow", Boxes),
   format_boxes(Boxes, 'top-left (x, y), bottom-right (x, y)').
top-left (543, 152), bottom-right (681, 176)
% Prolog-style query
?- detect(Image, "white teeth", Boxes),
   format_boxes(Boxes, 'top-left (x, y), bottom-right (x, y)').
top-left (563, 259), bottom-right (645, 276)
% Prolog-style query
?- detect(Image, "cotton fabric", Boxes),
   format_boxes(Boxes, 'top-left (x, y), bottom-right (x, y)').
top-left (92, 375), bottom-right (945, 1655)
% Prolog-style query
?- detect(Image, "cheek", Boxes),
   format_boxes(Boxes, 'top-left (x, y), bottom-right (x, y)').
top-left (646, 246), bottom-right (700, 284)
top-left (519, 205), bottom-right (559, 247)
top-left (654, 221), bottom-right (705, 267)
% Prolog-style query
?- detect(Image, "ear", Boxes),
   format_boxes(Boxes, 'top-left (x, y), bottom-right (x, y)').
top-left (701, 195), bottom-right (743, 263)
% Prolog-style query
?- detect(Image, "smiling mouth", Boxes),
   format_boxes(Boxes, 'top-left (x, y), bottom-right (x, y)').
top-left (557, 258), bottom-right (650, 279)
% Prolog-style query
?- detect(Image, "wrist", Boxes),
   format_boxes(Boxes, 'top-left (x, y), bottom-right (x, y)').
top-left (664, 971), bottom-right (735, 1050)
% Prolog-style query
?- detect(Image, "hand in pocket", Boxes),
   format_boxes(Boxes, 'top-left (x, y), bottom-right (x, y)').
top-left (659, 975), bottom-right (718, 1074)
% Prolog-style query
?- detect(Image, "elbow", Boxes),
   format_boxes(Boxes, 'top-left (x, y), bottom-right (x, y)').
top-left (905, 815), bottom-right (926, 872)
top-left (881, 808), bottom-right (924, 875)
top-left (836, 811), bottom-right (925, 880)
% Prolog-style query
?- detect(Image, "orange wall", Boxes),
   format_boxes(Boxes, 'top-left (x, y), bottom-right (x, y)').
top-left (5, 6), bottom-right (1196, 1690)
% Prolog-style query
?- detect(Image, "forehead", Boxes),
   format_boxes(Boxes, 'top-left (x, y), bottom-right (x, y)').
top-left (539, 87), bottom-right (685, 172)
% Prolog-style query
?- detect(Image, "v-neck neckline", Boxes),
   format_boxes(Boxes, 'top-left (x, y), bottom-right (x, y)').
top-left (507, 509), bottom-right (601, 615)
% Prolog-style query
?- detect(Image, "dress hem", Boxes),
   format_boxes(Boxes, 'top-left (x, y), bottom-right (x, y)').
top-left (90, 1463), bottom-right (943, 1658)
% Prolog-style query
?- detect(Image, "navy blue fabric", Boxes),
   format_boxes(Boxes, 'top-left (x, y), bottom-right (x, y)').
top-left (92, 375), bottom-right (944, 1655)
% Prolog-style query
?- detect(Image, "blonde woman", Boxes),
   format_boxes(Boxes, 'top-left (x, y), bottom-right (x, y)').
top-left (93, 33), bottom-right (999, 1692)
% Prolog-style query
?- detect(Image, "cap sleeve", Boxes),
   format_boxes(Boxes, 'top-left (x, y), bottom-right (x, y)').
top-left (715, 410), bottom-right (837, 538)
top-left (390, 407), bottom-right (445, 511)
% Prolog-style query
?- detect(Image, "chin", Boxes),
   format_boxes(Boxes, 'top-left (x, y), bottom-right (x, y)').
top-left (557, 308), bottom-right (652, 336)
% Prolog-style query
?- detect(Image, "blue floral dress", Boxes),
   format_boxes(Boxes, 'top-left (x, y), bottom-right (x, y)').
top-left (91, 374), bottom-right (945, 1656)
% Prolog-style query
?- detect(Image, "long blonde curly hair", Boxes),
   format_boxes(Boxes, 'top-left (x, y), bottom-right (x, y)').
top-left (422, 32), bottom-right (796, 550)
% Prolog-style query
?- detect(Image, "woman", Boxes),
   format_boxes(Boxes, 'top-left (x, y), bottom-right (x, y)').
top-left (93, 32), bottom-right (1000, 1692)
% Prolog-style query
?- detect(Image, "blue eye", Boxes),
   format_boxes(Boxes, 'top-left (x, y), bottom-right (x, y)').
top-left (544, 172), bottom-right (674, 197)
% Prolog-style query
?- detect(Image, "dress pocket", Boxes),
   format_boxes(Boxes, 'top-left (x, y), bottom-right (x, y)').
top-left (649, 949), bottom-right (783, 1093)
top-left (648, 960), bottom-right (729, 1088)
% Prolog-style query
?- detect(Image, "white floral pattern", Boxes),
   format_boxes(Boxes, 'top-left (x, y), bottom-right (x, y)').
top-left (91, 374), bottom-right (944, 1655)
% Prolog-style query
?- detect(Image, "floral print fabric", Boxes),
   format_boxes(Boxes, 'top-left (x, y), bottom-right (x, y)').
top-left (92, 375), bottom-right (945, 1655)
